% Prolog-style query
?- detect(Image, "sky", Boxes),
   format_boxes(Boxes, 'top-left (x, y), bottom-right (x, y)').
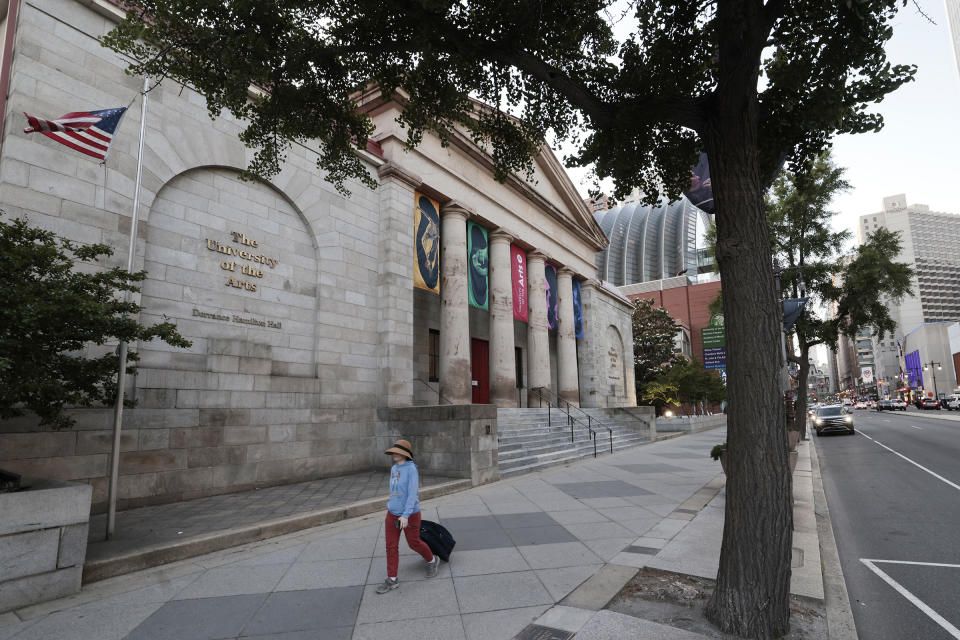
top-left (828, 0), bottom-right (959, 238)
top-left (565, 2), bottom-right (960, 244)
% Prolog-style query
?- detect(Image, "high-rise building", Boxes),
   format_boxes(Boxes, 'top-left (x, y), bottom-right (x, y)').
top-left (947, 0), bottom-right (960, 81)
top-left (858, 194), bottom-right (960, 396)
top-left (858, 194), bottom-right (960, 326)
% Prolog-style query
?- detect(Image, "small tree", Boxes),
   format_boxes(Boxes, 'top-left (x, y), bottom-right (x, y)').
top-left (641, 380), bottom-right (679, 414)
top-left (663, 358), bottom-right (727, 413)
top-left (0, 217), bottom-right (191, 430)
top-left (767, 156), bottom-right (912, 434)
top-left (631, 298), bottom-right (681, 398)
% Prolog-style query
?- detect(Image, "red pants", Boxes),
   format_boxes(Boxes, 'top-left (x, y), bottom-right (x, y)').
top-left (385, 510), bottom-right (433, 577)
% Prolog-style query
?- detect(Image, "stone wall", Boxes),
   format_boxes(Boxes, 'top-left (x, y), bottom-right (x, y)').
top-left (377, 405), bottom-right (499, 486)
top-left (656, 414), bottom-right (727, 434)
top-left (577, 282), bottom-right (638, 408)
top-left (0, 0), bottom-right (397, 511)
top-left (0, 478), bottom-right (91, 613)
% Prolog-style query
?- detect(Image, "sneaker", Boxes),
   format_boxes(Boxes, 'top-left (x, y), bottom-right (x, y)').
top-left (425, 555), bottom-right (439, 578)
top-left (376, 578), bottom-right (399, 594)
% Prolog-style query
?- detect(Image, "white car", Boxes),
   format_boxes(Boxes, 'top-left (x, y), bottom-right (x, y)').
top-left (854, 401), bottom-right (867, 410)
top-left (891, 399), bottom-right (907, 410)
top-left (945, 394), bottom-right (960, 411)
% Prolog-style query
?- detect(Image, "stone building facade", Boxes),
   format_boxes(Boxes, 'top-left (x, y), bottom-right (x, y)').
top-left (0, 0), bottom-right (635, 512)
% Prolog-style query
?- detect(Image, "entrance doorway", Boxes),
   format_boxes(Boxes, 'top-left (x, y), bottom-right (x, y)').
top-left (471, 338), bottom-right (490, 404)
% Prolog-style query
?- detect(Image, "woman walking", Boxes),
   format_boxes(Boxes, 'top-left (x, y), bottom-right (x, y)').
top-left (376, 439), bottom-right (439, 594)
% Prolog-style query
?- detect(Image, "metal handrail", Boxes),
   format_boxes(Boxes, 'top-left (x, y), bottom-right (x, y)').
top-left (557, 397), bottom-right (615, 455)
top-left (530, 387), bottom-right (601, 457)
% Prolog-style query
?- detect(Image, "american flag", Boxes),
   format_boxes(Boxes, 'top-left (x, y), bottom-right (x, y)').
top-left (23, 107), bottom-right (127, 162)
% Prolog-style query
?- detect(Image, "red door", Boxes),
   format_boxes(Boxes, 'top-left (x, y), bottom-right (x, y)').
top-left (471, 338), bottom-right (490, 404)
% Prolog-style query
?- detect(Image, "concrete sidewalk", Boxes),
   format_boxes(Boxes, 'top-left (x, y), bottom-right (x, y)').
top-left (83, 471), bottom-right (469, 583)
top-left (529, 439), bottom-right (824, 640)
top-left (0, 426), bottom-right (729, 640)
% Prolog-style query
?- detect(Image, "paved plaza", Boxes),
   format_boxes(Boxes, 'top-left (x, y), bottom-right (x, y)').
top-left (0, 429), bottom-right (733, 640)
top-left (86, 471), bottom-right (451, 561)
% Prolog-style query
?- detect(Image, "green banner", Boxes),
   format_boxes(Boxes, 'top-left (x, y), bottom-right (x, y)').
top-left (467, 221), bottom-right (489, 309)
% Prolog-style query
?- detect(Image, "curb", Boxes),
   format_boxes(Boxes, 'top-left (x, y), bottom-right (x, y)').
top-left (81, 478), bottom-right (471, 584)
top-left (808, 437), bottom-right (858, 639)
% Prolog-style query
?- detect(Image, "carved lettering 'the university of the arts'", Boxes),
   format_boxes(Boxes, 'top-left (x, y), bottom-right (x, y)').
top-left (204, 231), bottom-right (280, 293)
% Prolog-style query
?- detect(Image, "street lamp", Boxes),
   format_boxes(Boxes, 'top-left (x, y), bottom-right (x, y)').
top-left (923, 361), bottom-right (943, 401)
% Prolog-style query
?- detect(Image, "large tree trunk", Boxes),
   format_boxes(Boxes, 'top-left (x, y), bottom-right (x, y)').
top-left (703, 3), bottom-right (794, 637)
top-left (793, 343), bottom-right (811, 438)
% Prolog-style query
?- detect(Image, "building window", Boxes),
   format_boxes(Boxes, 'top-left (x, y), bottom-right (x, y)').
top-left (428, 329), bottom-right (440, 382)
top-left (515, 347), bottom-right (524, 388)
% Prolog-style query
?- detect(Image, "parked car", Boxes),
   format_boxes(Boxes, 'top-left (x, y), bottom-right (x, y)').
top-left (812, 405), bottom-right (855, 436)
top-left (891, 399), bottom-right (907, 411)
top-left (920, 397), bottom-right (941, 410)
top-left (876, 399), bottom-right (893, 411)
top-left (944, 394), bottom-right (960, 411)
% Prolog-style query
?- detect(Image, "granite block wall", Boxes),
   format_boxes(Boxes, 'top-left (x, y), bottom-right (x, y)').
top-left (0, 478), bottom-right (92, 613)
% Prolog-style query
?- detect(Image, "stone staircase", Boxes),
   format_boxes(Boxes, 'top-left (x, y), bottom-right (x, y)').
top-left (496, 407), bottom-right (651, 477)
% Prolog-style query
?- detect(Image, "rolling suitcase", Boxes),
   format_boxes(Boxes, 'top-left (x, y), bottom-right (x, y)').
top-left (419, 519), bottom-right (456, 562)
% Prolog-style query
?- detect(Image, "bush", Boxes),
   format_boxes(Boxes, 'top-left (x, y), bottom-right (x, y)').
top-left (0, 216), bottom-right (190, 429)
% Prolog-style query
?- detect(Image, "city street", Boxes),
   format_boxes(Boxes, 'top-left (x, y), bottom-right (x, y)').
top-left (815, 408), bottom-right (960, 640)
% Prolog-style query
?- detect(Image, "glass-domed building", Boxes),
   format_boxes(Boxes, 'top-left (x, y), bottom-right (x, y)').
top-left (594, 198), bottom-right (706, 286)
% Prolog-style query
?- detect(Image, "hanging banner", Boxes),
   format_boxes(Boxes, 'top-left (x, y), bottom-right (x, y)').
top-left (684, 153), bottom-right (714, 214)
top-left (414, 192), bottom-right (440, 294)
top-left (511, 244), bottom-right (528, 321)
top-left (701, 313), bottom-right (726, 371)
top-left (467, 221), bottom-right (489, 309)
top-left (572, 278), bottom-right (584, 338)
top-left (545, 263), bottom-right (559, 330)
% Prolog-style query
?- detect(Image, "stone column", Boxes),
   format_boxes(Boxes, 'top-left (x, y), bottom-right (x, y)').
top-left (374, 163), bottom-right (419, 406)
top-left (489, 230), bottom-right (517, 407)
top-left (439, 202), bottom-right (472, 405)
top-left (557, 268), bottom-right (580, 407)
top-left (526, 251), bottom-right (551, 404)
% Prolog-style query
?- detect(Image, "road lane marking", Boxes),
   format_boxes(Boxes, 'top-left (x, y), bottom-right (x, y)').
top-left (860, 559), bottom-right (960, 639)
top-left (910, 425), bottom-right (922, 430)
top-left (857, 430), bottom-right (960, 492)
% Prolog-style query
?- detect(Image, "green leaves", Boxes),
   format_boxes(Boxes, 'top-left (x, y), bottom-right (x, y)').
top-left (631, 297), bottom-right (681, 386)
top-left (836, 226), bottom-right (913, 339)
top-left (0, 216), bottom-right (191, 430)
top-left (101, 1), bottom-right (914, 206)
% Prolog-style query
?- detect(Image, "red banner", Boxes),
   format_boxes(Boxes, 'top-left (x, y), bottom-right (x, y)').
top-left (511, 244), bottom-right (528, 321)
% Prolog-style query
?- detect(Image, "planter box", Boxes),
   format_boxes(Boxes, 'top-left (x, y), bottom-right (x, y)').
top-left (0, 477), bottom-right (92, 614)
top-left (789, 450), bottom-right (799, 474)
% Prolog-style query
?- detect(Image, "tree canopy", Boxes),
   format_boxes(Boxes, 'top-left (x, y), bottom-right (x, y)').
top-left (0, 216), bottom-right (190, 430)
top-left (103, 0), bottom-right (914, 200)
top-left (766, 155), bottom-right (912, 430)
top-left (630, 297), bottom-right (681, 389)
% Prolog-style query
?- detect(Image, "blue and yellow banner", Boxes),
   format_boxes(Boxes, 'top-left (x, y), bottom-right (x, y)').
top-left (414, 192), bottom-right (440, 294)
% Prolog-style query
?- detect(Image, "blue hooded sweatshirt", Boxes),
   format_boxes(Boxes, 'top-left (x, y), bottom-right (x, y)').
top-left (386, 460), bottom-right (421, 518)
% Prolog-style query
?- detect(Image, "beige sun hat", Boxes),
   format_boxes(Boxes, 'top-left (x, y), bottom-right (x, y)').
top-left (384, 439), bottom-right (414, 460)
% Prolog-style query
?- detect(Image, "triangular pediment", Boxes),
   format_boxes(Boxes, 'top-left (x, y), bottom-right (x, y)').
top-left (357, 88), bottom-right (609, 251)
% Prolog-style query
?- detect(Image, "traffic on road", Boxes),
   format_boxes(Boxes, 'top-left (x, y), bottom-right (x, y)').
top-left (814, 407), bottom-right (960, 640)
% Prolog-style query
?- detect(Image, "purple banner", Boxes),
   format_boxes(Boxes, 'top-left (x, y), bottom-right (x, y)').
top-left (545, 263), bottom-right (558, 330)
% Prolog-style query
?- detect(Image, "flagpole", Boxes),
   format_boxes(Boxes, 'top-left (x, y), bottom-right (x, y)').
top-left (107, 76), bottom-right (149, 540)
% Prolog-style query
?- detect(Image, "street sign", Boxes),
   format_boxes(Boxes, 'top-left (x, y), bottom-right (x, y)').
top-left (702, 314), bottom-right (726, 370)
